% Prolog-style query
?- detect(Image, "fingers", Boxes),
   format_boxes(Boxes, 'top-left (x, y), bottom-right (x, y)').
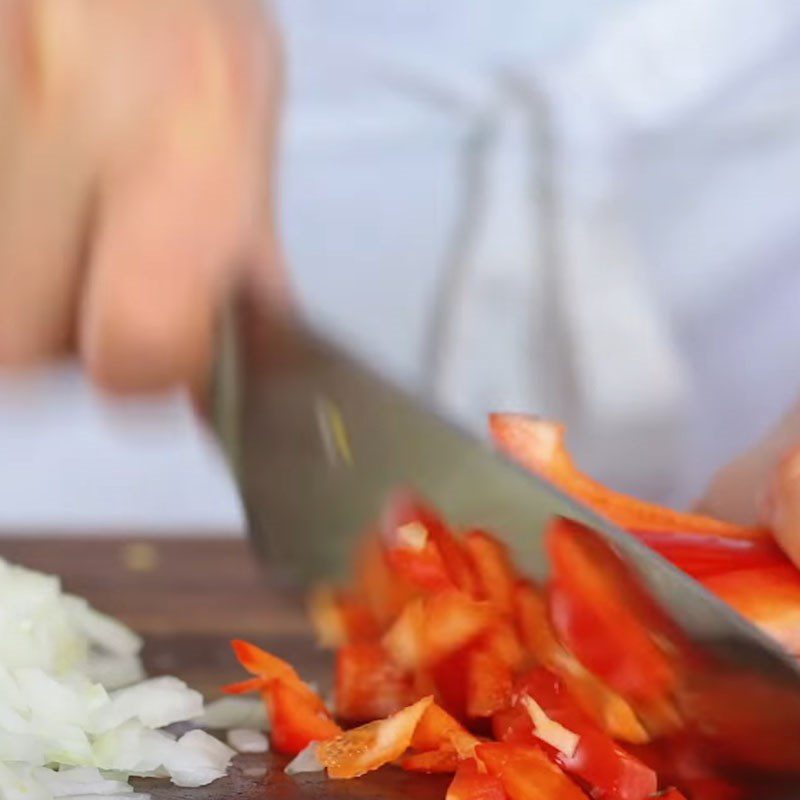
top-left (0, 132), bottom-right (91, 364)
top-left (80, 117), bottom-right (254, 394)
top-left (0, 1), bottom-right (91, 364)
top-left (80, 0), bottom-right (282, 395)
top-left (697, 399), bottom-right (800, 565)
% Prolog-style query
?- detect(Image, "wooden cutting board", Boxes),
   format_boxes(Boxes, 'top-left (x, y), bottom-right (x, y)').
top-left (0, 538), bottom-right (448, 800)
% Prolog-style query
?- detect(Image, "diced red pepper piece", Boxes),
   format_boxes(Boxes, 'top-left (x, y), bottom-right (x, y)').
top-left (489, 414), bottom-right (765, 539)
top-left (352, 535), bottom-right (417, 627)
top-left (547, 519), bottom-right (677, 706)
top-left (494, 668), bottom-right (657, 800)
top-left (384, 591), bottom-right (496, 669)
top-left (317, 696), bottom-right (433, 779)
top-left (466, 648), bottom-right (513, 718)
top-left (514, 580), bottom-right (563, 667)
top-left (704, 565), bottom-right (800, 657)
top-left (402, 749), bottom-right (461, 774)
top-left (447, 759), bottom-right (509, 800)
top-left (382, 491), bottom-right (477, 595)
top-left (266, 679), bottom-right (342, 755)
top-left (412, 702), bottom-right (478, 756)
top-left (228, 639), bottom-right (322, 707)
top-left (476, 742), bottom-right (587, 800)
top-left (335, 643), bottom-right (418, 723)
top-left (464, 530), bottom-right (517, 614)
top-left (308, 586), bottom-right (380, 648)
top-left (479, 619), bottom-right (526, 671)
top-left (513, 580), bottom-right (649, 744)
top-left (630, 530), bottom-right (787, 580)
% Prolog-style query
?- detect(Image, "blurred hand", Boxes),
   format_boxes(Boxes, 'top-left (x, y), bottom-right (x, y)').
top-left (697, 398), bottom-right (800, 566)
top-left (0, 0), bottom-right (284, 393)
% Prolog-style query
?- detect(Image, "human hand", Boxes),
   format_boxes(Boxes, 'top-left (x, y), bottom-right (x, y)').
top-left (0, 0), bottom-right (285, 393)
top-left (697, 399), bottom-right (800, 566)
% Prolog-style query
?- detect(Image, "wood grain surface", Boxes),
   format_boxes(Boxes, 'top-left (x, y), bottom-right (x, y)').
top-left (0, 537), bottom-right (447, 800)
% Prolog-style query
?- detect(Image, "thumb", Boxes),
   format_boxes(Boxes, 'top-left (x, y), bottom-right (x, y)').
top-left (696, 399), bottom-right (800, 565)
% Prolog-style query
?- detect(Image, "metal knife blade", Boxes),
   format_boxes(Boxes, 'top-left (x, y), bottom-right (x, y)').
top-left (213, 304), bottom-right (800, 789)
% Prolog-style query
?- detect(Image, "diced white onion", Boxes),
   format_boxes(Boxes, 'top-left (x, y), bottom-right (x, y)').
top-left (226, 729), bottom-right (269, 754)
top-left (196, 697), bottom-right (269, 731)
top-left (285, 742), bottom-right (324, 775)
top-left (521, 694), bottom-right (580, 758)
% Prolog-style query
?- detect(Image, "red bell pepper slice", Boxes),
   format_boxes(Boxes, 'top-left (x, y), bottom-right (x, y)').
top-left (412, 702), bottom-right (479, 756)
top-left (384, 590), bottom-right (496, 669)
top-left (479, 619), bottom-right (526, 671)
top-left (464, 530), bottom-right (518, 615)
top-left (447, 759), bottom-right (509, 800)
top-left (490, 414), bottom-right (765, 539)
top-left (317, 695), bottom-right (433, 779)
top-left (381, 491), bottom-right (477, 594)
top-left (513, 580), bottom-right (648, 744)
top-left (309, 586), bottom-right (380, 648)
top-left (226, 639), bottom-right (323, 707)
top-left (494, 668), bottom-right (657, 800)
top-left (547, 519), bottom-right (677, 707)
top-left (703, 565), bottom-right (800, 657)
top-left (335, 643), bottom-right (418, 723)
top-left (466, 648), bottom-right (513, 718)
top-left (476, 742), bottom-right (587, 800)
top-left (266, 679), bottom-right (342, 755)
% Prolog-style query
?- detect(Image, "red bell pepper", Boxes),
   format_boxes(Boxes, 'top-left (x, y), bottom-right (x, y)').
top-left (476, 742), bottom-right (587, 800)
top-left (381, 491), bottom-right (477, 595)
top-left (464, 530), bottom-right (518, 615)
top-left (317, 696), bottom-right (433, 779)
top-left (309, 586), bottom-right (380, 648)
top-left (412, 702), bottom-right (479, 756)
top-left (335, 643), bottom-right (418, 723)
top-left (466, 648), bottom-right (514, 718)
top-left (447, 759), bottom-right (509, 800)
top-left (493, 668), bottom-right (657, 800)
top-left (266, 679), bottom-right (342, 755)
top-left (384, 590), bottom-right (496, 669)
top-left (547, 519), bottom-right (677, 707)
top-left (704, 565), bottom-right (800, 657)
top-left (629, 530), bottom-right (787, 580)
top-left (513, 580), bottom-right (648, 744)
top-left (489, 413), bottom-right (765, 539)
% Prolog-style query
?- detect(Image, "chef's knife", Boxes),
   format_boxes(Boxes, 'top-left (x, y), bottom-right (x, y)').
top-left (212, 303), bottom-right (800, 791)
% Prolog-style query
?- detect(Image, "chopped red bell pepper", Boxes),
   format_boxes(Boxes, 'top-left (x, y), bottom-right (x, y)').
top-left (476, 742), bottom-right (587, 800)
top-left (513, 580), bottom-right (649, 744)
top-left (226, 639), bottom-right (323, 707)
top-left (464, 530), bottom-right (518, 615)
top-left (381, 490), bottom-right (477, 595)
top-left (704, 565), bottom-right (800, 657)
top-left (489, 413), bottom-right (765, 539)
top-left (317, 696), bottom-right (434, 779)
top-left (384, 590), bottom-right (496, 669)
top-left (447, 759), bottom-right (509, 800)
top-left (493, 668), bottom-right (657, 800)
top-left (466, 648), bottom-right (514, 718)
top-left (547, 519), bottom-right (677, 707)
top-left (335, 643), bottom-right (418, 723)
top-left (266, 679), bottom-right (342, 755)
top-left (309, 586), bottom-right (380, 648)
top-left (630, 530), bottom-right (787, 580)
top-left (479, 619), bottom-right (526, 671)
top-left (412, 702), bottom-right (479, 756)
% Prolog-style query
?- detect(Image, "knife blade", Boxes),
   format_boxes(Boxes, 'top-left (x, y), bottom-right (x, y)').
top-left (213, 304), bottom-right (800, 789)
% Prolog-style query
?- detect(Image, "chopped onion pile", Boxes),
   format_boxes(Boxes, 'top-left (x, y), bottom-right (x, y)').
top-left (0, 558), bottom-right (235, 799)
